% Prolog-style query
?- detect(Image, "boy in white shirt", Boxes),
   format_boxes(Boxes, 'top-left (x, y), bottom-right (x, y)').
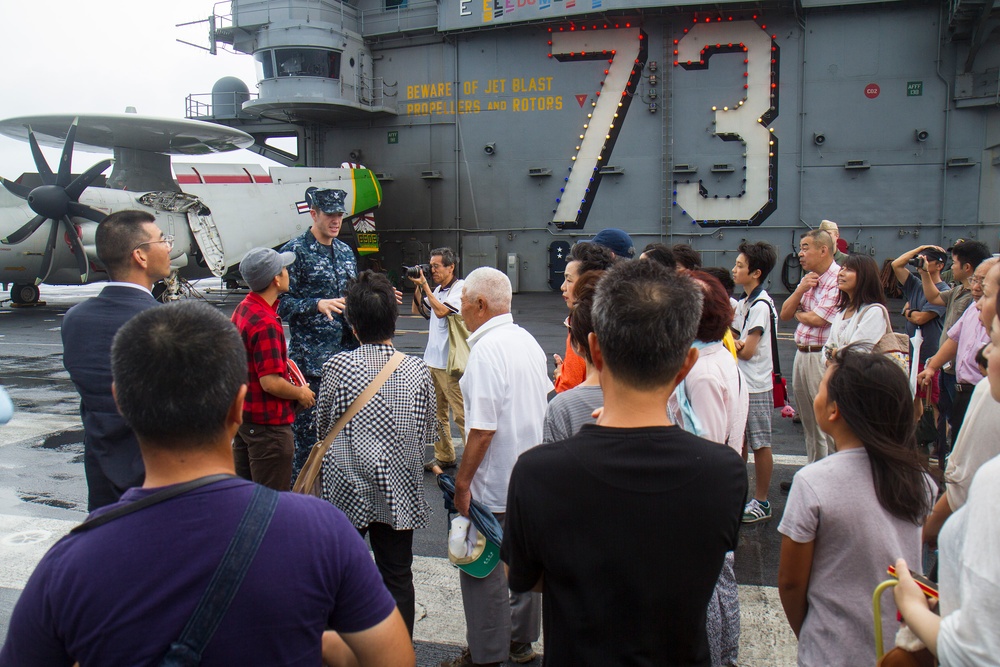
top-left (732, 241), bottom-right (779, 523)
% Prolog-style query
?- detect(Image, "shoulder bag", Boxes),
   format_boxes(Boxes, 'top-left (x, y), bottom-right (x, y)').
top-left (869, 303), bottom-right (911, 376)
top-left (293, 351), bottom-right (405, 497)
top-left (72, 476), bottom-right (279, 666)
top-left (446, 314), bottom-right (471, 377)
top-left (750, 297), bottom-right (787, 409)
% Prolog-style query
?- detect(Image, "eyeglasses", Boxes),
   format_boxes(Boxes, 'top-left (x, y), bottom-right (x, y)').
top-left (971, 276), bottom-right (986, 285)
top-left (132, 234), bottom-right (175, 253)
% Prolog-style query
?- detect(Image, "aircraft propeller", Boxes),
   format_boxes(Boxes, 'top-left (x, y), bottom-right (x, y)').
top-left (0, 118), bottom-right (112, 284)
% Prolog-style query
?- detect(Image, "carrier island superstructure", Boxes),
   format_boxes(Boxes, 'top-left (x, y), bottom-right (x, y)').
top-left (185, 0), bottom-right (1000, 291)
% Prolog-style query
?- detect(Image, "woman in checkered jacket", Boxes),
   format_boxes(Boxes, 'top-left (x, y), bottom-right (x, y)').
top-left (315, 270), bottom-right (438, 637)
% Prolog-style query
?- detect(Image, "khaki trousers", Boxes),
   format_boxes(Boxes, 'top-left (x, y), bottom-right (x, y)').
top-left (430, 366), bottom-right (465, 463)
top-left (793, 350), bottom-right (833, 463)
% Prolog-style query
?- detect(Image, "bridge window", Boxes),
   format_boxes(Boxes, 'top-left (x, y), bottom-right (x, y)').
top-left (254, 49), bottom-right (342, 81)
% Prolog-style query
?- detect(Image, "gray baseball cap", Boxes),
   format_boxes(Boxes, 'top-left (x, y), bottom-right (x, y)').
top-left (239, 248), bottom-right (295, 292)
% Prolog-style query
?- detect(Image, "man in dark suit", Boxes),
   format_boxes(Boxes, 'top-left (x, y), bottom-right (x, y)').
top-left (62, 210), bottom-right (172, 510)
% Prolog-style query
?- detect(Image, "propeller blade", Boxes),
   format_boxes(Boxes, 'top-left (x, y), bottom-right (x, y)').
top-left (2, 214), bottom-right (48, 245)
top-left (28, 128), bottom-right (55, 185)
top-left (34, 220), bottom-right (60, 286)
top-left (1, 177), bottom-right (31, 199)
top-left (67, 201), bottom-right (107, 223)
top-left (55, 118), bottom-right (79, 188)
top-left (65, 158), bottom-right (113, 201)
top-left (62, 216), bottom-right (89, 283)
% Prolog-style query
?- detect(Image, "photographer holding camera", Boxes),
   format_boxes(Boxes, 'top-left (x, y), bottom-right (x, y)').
top-left (892, 245), bottom-right (950, 409)
top-left (410, 248), bottom-right (466, 471)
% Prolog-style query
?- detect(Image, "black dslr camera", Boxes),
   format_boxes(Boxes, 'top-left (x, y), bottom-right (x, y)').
top-left (908, 256), bottom-right (926, 270)
top-left (404, 264), bottom-right (431, 279)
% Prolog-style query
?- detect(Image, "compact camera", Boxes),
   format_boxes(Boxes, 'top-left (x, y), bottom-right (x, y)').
top-left (404, 264), bottom-right (431, 280)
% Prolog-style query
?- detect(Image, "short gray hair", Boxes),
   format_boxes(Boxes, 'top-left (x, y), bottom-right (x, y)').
top-left (462, 267), bottom-right (512, 313)
top-left (431, 247), bottom-right (458, 267)
top-left (802, 229), bottom-right (835, 253)
top-left (592, 260), bottom-right (703, 390)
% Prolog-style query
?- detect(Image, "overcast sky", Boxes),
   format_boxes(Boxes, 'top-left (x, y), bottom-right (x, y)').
top-left (0, 1), bottom-right (275, 178)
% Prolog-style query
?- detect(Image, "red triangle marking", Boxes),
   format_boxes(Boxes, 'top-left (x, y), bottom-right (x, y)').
top-left (575, 94), bottom-right (588, 107)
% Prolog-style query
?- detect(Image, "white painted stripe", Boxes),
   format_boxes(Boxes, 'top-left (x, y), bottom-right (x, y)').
top-left (0, 415), bottom-right (81, 447)
top-left (772, 454), bottom-right (810, 467)
top-left (0, 342), bottom-right (63, 347)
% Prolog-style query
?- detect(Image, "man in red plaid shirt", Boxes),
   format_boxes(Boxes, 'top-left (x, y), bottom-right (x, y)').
top-left (232, 248), bottom-right (316, 490)
top-left (780, 229), bottom-right (841, 464)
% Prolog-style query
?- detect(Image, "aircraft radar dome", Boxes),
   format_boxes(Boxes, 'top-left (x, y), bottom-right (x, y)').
top-left (212, 77), bottom-right (251, 119)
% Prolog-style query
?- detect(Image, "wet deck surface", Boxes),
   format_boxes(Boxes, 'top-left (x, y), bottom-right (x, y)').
top-left (0, 279), bottom-right (871, 664)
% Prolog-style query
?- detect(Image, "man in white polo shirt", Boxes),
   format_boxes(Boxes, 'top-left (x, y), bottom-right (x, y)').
top-left (441, 267), bottom-right (552, 667)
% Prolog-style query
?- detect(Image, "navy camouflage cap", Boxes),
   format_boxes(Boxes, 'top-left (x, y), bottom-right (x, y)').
top-left (305, 187), bottom-right (348, 214)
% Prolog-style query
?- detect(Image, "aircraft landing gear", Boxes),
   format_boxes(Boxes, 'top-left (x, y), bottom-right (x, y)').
top-left (10, 284), bottom-right (40, 305)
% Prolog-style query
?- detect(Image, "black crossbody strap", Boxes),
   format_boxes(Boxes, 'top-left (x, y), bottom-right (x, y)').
top-left (160, 484), bottom-right (280, 666)
top-left (71, 474), bottom-right (236, 534)
top-left (749, 297), bottom-right (781, 377)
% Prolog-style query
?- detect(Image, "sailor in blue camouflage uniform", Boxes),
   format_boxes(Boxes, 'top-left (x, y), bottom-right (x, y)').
top-left (278, 187), bottom-right (358, 478)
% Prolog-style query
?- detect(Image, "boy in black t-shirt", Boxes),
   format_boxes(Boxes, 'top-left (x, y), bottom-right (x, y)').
top-left (501, 260), bottom-right (747, 666)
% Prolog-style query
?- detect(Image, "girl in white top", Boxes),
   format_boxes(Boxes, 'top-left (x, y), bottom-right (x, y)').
top-left (822, 254), bottom-right (890, 360)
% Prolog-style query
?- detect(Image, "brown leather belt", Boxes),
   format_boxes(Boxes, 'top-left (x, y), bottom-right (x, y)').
top-left (955, 383), bottom-right (976, 394)
top-left (796, 345), bottom-right (824, 353)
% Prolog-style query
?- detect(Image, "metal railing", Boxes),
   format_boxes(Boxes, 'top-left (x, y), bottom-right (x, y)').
top-left (184, 91), bottom-right (259, 120)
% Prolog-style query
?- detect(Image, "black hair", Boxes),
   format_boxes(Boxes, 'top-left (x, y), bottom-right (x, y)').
top-left (430, 247), bottom-right (458, 268)
top-left (826, 346), bottom-right (932, 524)
top-left (835, 254), bottom-right (887, 312)
top-left (111, 302), bottom-right (247, 450)
top-left (569, 242), bottom-right (617, 273)
top-left (975, 344), bottom-right (989, 373)
top-left (569, 270), bottom-right (604, 363)
top-left (703, 267), bottom-right (736, 296)
top-left (737, 240), bottom-right (777, 281)
top-left (641, 243), bottom-right (676, 270)
top-left (671, 244), bottom-right (702, 270)
top-left (592, 260), bottom-right (703, 390)
top-left (96, 210), bottom-right (157, 280)
top-left (950, 240), bottom-right (992, 271)
top-left (345, 270), bottom-right (398, 343)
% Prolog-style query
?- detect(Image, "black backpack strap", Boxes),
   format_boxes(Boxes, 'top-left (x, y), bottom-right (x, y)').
top-left (749, 297), bottom-right (782, 377)
top-left (160, 484), bottom-right (280, 666)
top-left (71, 474), bottom-right (236, 534)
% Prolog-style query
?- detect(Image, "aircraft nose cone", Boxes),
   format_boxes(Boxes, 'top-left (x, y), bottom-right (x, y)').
top-left (27, 185), bottom-right (70, 220)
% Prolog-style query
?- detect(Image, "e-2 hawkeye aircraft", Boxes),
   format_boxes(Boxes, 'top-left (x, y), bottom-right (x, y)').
top-left (0, 113), bottom-right (381, 304)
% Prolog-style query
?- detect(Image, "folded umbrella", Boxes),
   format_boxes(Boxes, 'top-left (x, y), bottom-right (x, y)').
top-left (435, 473), bottom-right (504, 546)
